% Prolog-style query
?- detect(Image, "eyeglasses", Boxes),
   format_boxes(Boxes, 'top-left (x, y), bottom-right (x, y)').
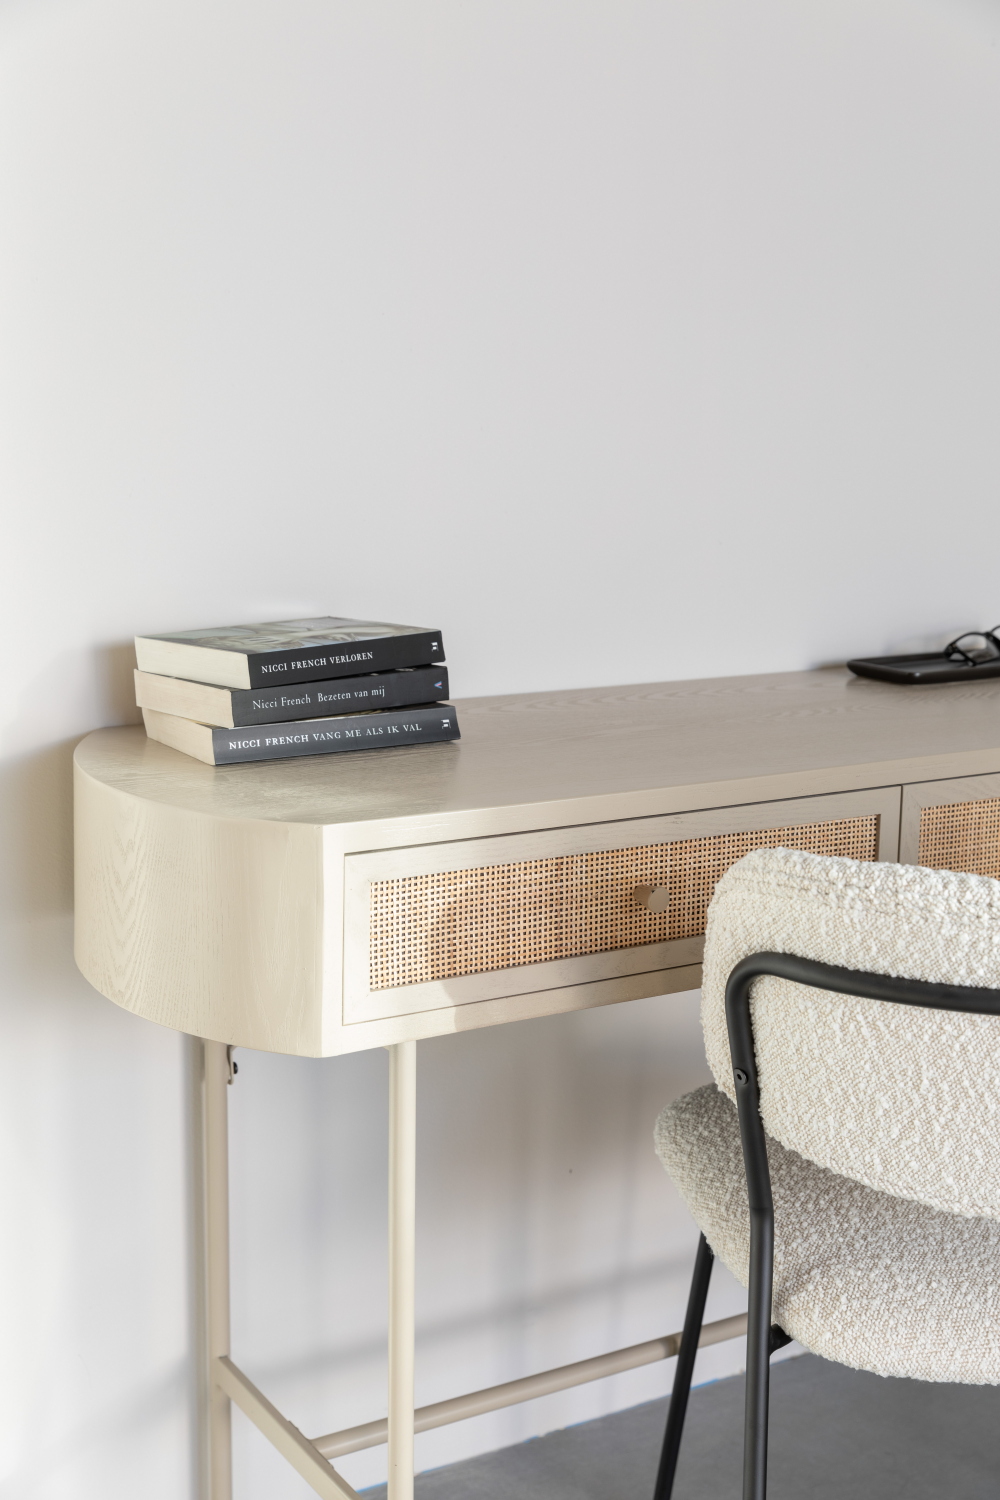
top-left (943, 627), bottom-right (1000, 667)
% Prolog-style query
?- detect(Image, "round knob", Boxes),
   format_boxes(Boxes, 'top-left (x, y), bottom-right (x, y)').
top-left (634, 885), bottom-right (671, 913)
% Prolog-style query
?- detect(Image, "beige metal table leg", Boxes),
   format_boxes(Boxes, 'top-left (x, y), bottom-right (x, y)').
top-left (387, 1041), bottom-right (416, 1500)
top-left (205, 1040), bottom-right (233, 1500)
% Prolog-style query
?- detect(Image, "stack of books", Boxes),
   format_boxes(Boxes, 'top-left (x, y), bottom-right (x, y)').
top-left (134, 616), bottom-right (459, 765)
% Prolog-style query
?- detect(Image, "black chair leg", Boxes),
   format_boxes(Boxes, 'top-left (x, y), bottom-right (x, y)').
top-left (652, 1232), bottom-right (715, 1500)
top-left (743, 1205), bottom-right (775, 1500)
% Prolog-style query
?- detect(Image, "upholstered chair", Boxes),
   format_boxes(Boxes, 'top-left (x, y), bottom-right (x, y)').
top-left (652, 847), bottom-right (1000, 1500)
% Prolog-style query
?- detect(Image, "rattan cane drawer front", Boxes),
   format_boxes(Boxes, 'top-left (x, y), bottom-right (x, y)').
top-left (918, 797), bottom-right (1000, 879)
top-left (344, 788), bottom-right (897, 1024)
top-left (370, 815), bottom-right (878, 992)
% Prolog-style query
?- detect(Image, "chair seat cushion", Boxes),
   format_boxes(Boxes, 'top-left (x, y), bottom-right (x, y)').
top-left (656, 1084), bottom-right (1000, 1384)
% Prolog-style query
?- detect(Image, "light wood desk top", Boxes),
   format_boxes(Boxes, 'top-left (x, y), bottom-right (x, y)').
top-left (75, 668), bottom-right (1000, 845)
top-left (74, 667), bottom-right (1000, 1056)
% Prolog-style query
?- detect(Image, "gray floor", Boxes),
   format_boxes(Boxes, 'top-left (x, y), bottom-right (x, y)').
top-left (361, 1354), bottom-right (1000, 1498)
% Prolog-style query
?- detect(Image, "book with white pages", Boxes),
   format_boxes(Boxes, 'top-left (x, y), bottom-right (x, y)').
top-left (134, 664), bottom-right (449, 728)
top-left (141, 704), bottom-right (460, 766)
top-left (135, 616), bottom-right (445, 689)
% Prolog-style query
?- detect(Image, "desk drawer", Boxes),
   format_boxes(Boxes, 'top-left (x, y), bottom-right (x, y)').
top-left (344, 788), bottom-right (899, 1024)
top-left (901, 773), bottom-right (1000, 876)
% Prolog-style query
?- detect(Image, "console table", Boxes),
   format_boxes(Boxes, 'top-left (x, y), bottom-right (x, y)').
top-left (73, 667), bottom-right (1000, 1499)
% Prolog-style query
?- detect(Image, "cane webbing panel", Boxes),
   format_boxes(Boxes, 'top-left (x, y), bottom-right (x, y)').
top-left (370, 815), bottom-right (879, 991)
top-left (918, 798), bottom-right (1000, 880)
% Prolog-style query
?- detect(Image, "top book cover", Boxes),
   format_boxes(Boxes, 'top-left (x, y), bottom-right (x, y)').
top-left (135, 617), bottom-right (445, 689)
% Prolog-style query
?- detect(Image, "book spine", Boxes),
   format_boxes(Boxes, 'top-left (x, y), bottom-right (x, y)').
top-left (232, 665), bottom-right (449, 725)
top-left (246, 630), bottom-right (445, 688)
top-left (212, 706), bottom-right (460, 764)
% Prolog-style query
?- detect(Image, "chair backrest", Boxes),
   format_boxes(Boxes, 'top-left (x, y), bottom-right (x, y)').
top-left (701, 847), bottom-right (1000, 1220)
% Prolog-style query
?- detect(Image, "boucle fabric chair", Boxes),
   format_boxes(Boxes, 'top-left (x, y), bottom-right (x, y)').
top-left (651, 847), bottom-right (1000, 1500)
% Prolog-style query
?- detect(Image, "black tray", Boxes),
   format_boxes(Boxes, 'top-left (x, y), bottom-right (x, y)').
top-left (847, 653), bottom-right (1000, 685)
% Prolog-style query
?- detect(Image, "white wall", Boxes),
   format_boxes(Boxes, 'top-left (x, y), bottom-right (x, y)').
top-left (2, 0), bottom-right (999, 1494)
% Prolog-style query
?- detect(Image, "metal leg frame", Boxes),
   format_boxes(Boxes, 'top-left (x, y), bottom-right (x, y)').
top-left (204, 1040), bottom-right (232, 1500)
top-left (651, 1248), bottom-right (793, 1500)
top-left (653, 1232), bottom-right (714, 1500)
top-left (201, 1032), bottom-right (789, 1500)
top-left (388, 1041), bottom-right (417, 1500)
top-left (202, 1040), bottom-right (364, 1500)
top-left (201, 1041), bottom-right (418, 1500)
top-left (725, 961), bottom-right (792, 1500)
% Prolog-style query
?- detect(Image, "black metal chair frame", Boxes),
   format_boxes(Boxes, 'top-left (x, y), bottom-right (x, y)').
top-left (653, 950), bottom-right (1000, 1500)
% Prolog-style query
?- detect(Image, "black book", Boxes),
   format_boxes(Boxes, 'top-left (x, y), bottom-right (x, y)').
top-left (134, 664), bottom-right (450, 727)
top-left (135, 616), bottom-right (445, 689)
top-left (142, 703), bottom-right (460, 765)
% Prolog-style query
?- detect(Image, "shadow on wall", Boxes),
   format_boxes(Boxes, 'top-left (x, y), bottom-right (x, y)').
top-left (0, 738), bottom-right (77, 918)
top-left (0, 640), bottom-right (140, 923)
top-left (221, 992), bottom-right (715, 1403)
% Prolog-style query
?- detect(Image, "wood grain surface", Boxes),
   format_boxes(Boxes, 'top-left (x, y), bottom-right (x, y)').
top-left (74, 760), bottom-right (323, 1052)
top-left (75, 669), bottom-right (1000, 845)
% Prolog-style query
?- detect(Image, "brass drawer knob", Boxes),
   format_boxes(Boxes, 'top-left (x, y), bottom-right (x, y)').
top-left (634, 885), bottom-right (671, 913)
